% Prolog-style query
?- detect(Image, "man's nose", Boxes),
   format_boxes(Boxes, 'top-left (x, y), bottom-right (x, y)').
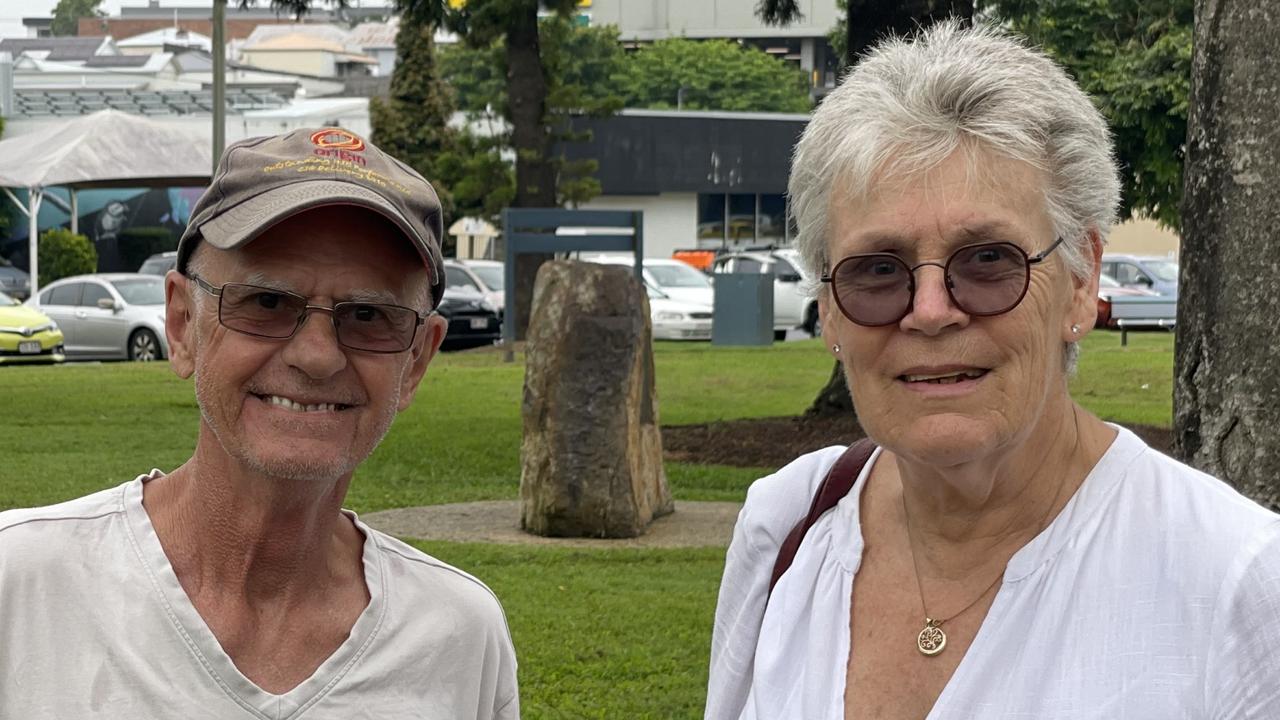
top-left (280, 307), bottom-right (348, 378)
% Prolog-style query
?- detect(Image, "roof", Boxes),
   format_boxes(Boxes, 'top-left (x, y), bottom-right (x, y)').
top-left (243, 23), bottom-right (354, 52)
top-left (0, 37), bottom-right (114, 62)
top-left (10, 88), bottom-right (288, 119)
top-left (117, 27), bottom-right (213, 52)
top-left (349, 19), bottom-right (399, 49)
top-left (83, 55), bottom-right (151, 68)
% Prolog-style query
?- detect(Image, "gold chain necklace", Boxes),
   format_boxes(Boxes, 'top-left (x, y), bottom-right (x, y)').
top-left (901, 497), bottom-right (1006, 657)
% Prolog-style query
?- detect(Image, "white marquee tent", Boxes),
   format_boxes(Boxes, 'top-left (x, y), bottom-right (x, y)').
top-left (0, 109), bottom-right (211, 295)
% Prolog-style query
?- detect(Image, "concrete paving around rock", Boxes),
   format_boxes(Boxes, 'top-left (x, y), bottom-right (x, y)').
top-left (362, 500), bottom-right (743, 548)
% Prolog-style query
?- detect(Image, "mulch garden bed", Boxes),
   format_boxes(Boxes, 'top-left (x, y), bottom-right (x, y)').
top-left (662, 414), bottom-right (1174, 470)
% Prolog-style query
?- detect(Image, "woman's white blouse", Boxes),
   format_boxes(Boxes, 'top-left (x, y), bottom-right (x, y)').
top-left (706, 426), bottom-right (1280, 720)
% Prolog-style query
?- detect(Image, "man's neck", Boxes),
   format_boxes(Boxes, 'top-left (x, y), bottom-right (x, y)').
top-left (142, 435), bottom-right (365, 608)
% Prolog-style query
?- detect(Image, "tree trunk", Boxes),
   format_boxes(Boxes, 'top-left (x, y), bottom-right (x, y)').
top-left (808, 359), bottom-right (855, 417)
top-left (505, 0), bottom-right (558, 339)
top-left (1174, 0), bottom-right (1280, 509)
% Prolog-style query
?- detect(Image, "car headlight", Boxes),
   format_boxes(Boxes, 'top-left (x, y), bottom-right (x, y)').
top-left (46, 321), bottom-right (58, 332)
top-left (655, 311), bottom-right (686, 322)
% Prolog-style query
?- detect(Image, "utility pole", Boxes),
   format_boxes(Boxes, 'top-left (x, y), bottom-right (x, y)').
top-left (212, 0), bottom-right (226, 171)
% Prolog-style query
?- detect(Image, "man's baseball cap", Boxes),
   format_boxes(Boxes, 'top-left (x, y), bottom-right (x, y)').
top-left (177, 127), bottom-right (445, 309)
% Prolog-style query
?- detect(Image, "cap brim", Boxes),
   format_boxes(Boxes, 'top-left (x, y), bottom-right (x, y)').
top-left (186, 179), bottom-right (443, 308)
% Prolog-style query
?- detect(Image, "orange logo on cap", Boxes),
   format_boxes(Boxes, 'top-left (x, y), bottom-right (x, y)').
top-left (310, 129), bottom-right (365, 152)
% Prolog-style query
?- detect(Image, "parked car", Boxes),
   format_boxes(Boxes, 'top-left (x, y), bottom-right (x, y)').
top-left (581, 254), bottom-right (714, 306)
top-left (137, 251), bottom-right (178, 276)
top-left (0, 256), bottom-right (32, 300)
top-left (648, 286), bottom-right (713, 341)
top-left (0, 290), bottom-right (65, 365)
top-left (27, 274), bottom-right (169, 361)
top-left (444, 259), bottom-right (505, 316)
top-left (1100, 254), bottom-right (1179, 297)
top-left (1096, 274), bottom-right (1159, 329)
top-left (437, 286), bottom-right (501, 351)
top-left (711, 248), bottom-right (819, 337)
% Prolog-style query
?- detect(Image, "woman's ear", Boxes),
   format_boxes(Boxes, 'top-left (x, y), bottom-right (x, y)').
top-left (1063, 230), bottom-right (1104, 343)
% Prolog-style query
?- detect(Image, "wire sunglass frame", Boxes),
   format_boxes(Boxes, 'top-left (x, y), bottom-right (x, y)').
top-left (187, 273), bottom-right (426, 354)
top-left (819, 237), bottom-right (1065, 327)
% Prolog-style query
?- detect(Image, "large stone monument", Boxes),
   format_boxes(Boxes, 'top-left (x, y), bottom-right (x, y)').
top-left (520, 260), bottom-right (674, 538)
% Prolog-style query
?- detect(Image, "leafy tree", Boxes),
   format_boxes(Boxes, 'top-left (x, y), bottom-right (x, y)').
top-left (369, 11), bottom-right (459, 219)
top-left (994, 0), bottom-right (1191, 229)
top-left (51, 0), bottom-right (104, 36)
top-left (614, 38), bottom-right (811, 113)
top-left (38, 228), bottom-right (97, 284)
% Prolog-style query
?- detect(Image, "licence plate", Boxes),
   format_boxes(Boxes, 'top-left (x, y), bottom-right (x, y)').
top-left (18, 341), bottom-right (40, 354)
top-left (469, 317), bottom-right (489, 329)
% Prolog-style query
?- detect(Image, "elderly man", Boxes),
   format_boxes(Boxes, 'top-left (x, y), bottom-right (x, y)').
top-left (0, 129), bottom-right (519, 717)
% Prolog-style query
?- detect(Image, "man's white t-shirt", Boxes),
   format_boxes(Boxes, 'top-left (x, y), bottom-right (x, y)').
top-left (0, 474), bottom-right (519, 719)
top-left (706, 426), bottom-right (1280, 720)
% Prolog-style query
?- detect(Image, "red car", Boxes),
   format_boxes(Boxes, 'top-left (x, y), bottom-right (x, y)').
top-left (1095, 273), bottom-right (1158, 329)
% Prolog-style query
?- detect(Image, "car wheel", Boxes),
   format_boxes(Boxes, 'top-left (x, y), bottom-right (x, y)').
top-left (129, 329), bottom-right (162, 362)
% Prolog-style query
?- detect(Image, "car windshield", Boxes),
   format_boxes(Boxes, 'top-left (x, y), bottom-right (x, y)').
top-left (469, 265), bottom-right (504, 291)
top-left (0, 291), bottom-right (17, 306)
top-left (110, 278), bottom-right (165, 305)
top-left (1145, 260), bottom-right (1178, 282)
top-left (138, 257), bottom-right (173, 275)
top-left (1099, 274), bottom-right (1121, 288)
top-left (647, 263), bottom-right (711, 288)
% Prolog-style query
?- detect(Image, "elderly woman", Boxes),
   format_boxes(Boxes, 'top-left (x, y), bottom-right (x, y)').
top-left (706, 22), bottom-right (1280, 720)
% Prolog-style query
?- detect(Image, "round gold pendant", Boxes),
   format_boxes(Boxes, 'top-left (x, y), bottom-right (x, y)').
top-left (917, 620), bottom-right (946, 656)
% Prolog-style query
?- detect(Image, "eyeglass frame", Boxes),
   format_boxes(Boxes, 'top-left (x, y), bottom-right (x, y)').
top-left (819, 237), bottom-right (1066, 327)
top-left (186, 273), bottom-right (428, 354)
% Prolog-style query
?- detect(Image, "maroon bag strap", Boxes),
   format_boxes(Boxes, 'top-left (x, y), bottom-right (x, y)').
top-left (768, 438), bottom-right (877, 596)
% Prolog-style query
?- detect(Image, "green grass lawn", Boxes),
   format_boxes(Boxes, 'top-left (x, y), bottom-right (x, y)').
top-left (0, 331), bottom-right (1174, 718)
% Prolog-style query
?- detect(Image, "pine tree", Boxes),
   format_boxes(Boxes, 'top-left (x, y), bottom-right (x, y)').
top-left (369, 14), bottom-right (458, 220)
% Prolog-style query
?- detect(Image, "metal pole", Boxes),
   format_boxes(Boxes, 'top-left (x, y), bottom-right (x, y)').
top-left (212, 0), bottom-right (226, 172)
top-left (28, 188), bottom-right (42, 298)
top-left (70, 189), bottom-right (78, 236)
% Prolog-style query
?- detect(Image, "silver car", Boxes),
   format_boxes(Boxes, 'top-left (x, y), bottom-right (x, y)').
top-left (27, 274), bottom-right (169, 361)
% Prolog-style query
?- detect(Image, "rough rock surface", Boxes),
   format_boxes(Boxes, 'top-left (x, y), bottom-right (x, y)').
top-left (520, 260), bottom-right (674, 537)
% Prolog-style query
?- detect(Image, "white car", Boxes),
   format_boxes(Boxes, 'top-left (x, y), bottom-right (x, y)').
top-left (711, 248), bottom-right (819, 336)
top-left (581, 254), bottom-right (714, 306)
top-left (27, 273), bottom-right (169, 361)
top-left (648, 286), bottom-right (712, 341)
top-left (443, 259), bottom-right (505, 315)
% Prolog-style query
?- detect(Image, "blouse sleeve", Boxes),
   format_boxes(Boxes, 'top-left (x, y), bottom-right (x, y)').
top-left (704, 448), bottom-right (844, 720)
top-left (1206, 520), bottom-right (1280, 719)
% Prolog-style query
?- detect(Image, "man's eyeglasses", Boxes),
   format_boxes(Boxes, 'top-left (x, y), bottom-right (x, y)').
top-left (187, 274), bottom-right (425, 353)
top-left (820, 237), bottom-right (1065, 327)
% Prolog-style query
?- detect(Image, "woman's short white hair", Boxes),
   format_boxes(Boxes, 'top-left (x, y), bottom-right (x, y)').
top-left (790, 21), bottom-right (1121, 370)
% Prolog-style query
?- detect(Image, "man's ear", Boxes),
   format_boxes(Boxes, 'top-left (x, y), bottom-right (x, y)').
top-left (397, 312), bottom-right (448, 411)
top-left (165, 271), bottom-right (196, 379)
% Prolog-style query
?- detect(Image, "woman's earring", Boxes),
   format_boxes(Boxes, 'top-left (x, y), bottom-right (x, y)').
top-left (832, 344), bottom-right (842, 353)
top-left (1071, 324), bottom-right (1080, 334)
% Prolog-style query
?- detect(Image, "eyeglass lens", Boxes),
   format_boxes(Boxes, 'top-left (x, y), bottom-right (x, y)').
top-left (217, 283), bottom-right (418, 352)
top-left (830, 242), bottom-right (1032, 326)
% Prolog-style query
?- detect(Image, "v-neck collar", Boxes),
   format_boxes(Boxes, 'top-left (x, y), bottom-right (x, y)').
top-left (122, 473), bottom-right (388, 720)
top-left (833, 425), bottom-right (1148, 719)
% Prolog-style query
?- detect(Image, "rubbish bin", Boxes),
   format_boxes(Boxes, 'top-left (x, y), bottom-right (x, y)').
top-left (712, 273), bottom-right (774, 346)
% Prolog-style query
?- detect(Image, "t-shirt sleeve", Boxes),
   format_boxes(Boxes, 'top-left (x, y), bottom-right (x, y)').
top-left (1206, 520), bottom-right (1280, 719)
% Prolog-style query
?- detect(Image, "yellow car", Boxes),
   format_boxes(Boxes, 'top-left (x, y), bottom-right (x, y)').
top-left (0, 290), bottom-right (65, 365)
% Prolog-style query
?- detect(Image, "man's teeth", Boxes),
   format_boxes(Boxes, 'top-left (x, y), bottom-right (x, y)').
top-left (903, 370), bottom-right (986, 384)
top-left (264, 395), bottom-right (344, 412)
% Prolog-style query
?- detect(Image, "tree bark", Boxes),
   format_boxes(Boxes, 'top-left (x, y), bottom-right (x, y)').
top-left (505, 0), bottom-right (558, 339)
top-left (1174, 0), bottom-right (1280, 509)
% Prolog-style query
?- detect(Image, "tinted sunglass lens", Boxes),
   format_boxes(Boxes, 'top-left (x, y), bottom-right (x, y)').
top-left (834, 255), bottom-right (913, 325)
top-left (220, 284), bottom-right (306, 338)
top-left (947, 243), bottom-right (1029, 315)
top-left (335, 303), bottom-right (417, 352)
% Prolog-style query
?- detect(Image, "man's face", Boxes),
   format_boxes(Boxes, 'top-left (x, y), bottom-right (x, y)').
top-left (167, 205), bottom-right (445, 482)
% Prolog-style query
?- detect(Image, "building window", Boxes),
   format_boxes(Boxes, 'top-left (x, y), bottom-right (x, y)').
top-left (728, 194), bottom-right (756, 243)
top-left (758, 194), bottom-right (786, 244)
top-left (698, 193), bottom-right (726, 243)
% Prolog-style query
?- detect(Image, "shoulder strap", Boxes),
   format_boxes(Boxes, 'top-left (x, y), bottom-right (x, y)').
top-left (768, 438), bottom-right (877, 596)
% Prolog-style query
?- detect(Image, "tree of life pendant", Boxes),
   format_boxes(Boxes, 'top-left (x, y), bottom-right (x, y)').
top-left (917, 619), bottom-right (946, 656)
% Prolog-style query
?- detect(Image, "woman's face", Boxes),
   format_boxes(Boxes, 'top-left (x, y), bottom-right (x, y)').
top-left (821, 151), bottom-right (1099, 467)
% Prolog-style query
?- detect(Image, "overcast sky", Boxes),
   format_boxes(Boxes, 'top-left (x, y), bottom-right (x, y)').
top-left (0, 0), bottom-right (221, 39)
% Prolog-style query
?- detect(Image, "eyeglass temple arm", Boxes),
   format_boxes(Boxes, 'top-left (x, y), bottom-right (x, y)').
top-left (1028, 236), bottom-right (1065, 264)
